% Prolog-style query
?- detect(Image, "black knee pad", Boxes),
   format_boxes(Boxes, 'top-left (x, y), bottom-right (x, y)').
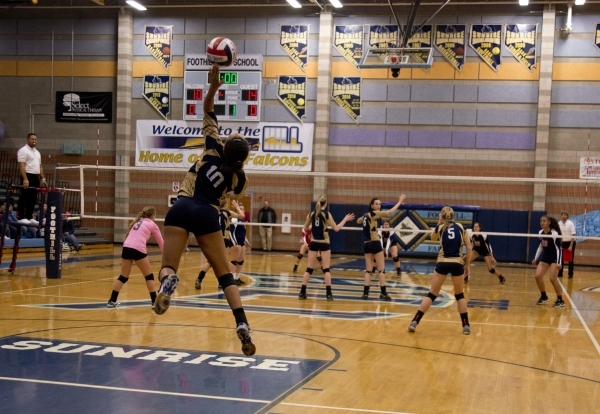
top-left (117, 275), bottom-right (128, 284)
top-left (218, 273), bottom-right (236, 289)
top-left (297, 254), bottom-right (303, 260)
top-left (306, 268), bottom-right (314, 275)
top-left (231, 261), bottom-right (238, 267)
top-left (427, 292), bottom-right (437, 302)
top-left (455, 292), bottom-right (465, 301)
top-left (317, 256), bottom-right (322, 262)
top-left (238, 261), bottom-right (244, 266)
top-left (366, 268), bottom-right (373, 274)
top-left (144, 273), bottom-right (155, 281)
top-left (322, 268), bottom-right (330, 273)
top-left (393, 256), bottom-right (400, 263)
top-left (489, 268), bottom-right (496, 274)
top-left (161, 265), bottom-right (176, 274)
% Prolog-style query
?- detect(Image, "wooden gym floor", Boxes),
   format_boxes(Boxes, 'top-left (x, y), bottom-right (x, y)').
top-left (1, 246), bottom-right (600, 413)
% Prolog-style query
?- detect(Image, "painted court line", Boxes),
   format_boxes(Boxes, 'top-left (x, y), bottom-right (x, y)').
top-left (417, 317), bottom-right (586, 331)
top-left (559, 280), bottom-right (600, 357)
top-left (281, 402), bottom-right (413, 413)
top-left (0, 376), bottom-right (271, 404)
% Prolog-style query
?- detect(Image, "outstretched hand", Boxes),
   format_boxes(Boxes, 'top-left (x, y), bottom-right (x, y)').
top-left (399, 194), bottom-right (407, 204)
top-left (345, 213), bottom-right (355, 222)
top-left (208, 64), bottom-right (224, 89)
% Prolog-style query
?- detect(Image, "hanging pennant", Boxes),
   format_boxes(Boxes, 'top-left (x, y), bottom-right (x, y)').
top-left (368, 25), bottom-right (400, 49)
top-left (434, 24), bottom-right (466, 71)
top-left (505, 24), bottom-right (537, 71)
top-left (332, 77), bottom-right (361, 124)
top-left (333, 25), bottom-right (363, 70)
top-left (143, 75), bottom-right (171, 120)
top-left (407, 25), bottom-right (433, 69)
top-left (280, 25), bottom-right (309, 71)
top-left (595, 23), bottom-right (600, 51)
top-left (470, 24), bottom-right (503, 71)
top-left (145, 25), bottom-right (172, 70)
top-left (277, 76), bottom-right (307, 122)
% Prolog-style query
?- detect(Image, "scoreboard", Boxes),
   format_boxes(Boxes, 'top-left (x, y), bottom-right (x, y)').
top-left (184, 54), bottom-right (262, 121)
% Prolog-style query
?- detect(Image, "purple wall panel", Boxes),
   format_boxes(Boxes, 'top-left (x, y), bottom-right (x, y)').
top-left (451, 131), bottom-right (477, 148)
top-left (385, 130), bottom-right (409, 147)
top-left (409, 130), bottom-right (452, 147)
top-left (476, 132), bottom-right (536, 150)
top-left (329, 128), bottom-right (386, 146)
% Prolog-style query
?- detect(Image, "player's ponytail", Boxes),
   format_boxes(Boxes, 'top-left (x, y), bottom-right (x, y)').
top-left (128, 206), bottom-right (156, 233)
top-left (368, 197), bottom-right (379, 212)
top-left (315, 195), bottom-right (327, 217)
top-left (222, 134), bottom-right (250, 174)
top-left (546, 215), bottom-right (562, 235)
top-left (440, 206), bottom-right (455, 234)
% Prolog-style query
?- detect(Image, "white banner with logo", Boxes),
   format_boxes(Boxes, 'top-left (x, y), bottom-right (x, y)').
top-left (580, 156), bottom-right (600, 179)
top-left (136, 120), bottom-right (314, 171)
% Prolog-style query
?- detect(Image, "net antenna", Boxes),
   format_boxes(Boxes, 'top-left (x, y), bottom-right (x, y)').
top-left (358, 0), bottom-right (451, 77)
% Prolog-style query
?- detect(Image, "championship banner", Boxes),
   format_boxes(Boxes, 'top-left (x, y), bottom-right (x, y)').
top-left (595, 23), bottom-right (600, 51)
top-left (580, 156), bottom-right (600, 179)
top-left (505, 24), bottom-right (537, 71)
top-left (280, 25), bottom-right (309, 71)
top-left (434, 25), bottom-right (466, 71)
top-left (277, 76), bottom-right (307, 122)
top-left (470, 24), bottom-right (503, 71)
top-left (333, 25), bottom-right (363, 70)
top-left (143, 75), bottom-right (170, 120)
top-left (145, 25), bottom-right (172, 70)
top-left (407, 25), bottom-right (433, 69)
top-left (55, 92), bottom-right (112, 123)
top-left (368, 25), bottom-right (400, 49)
top-left (45, 191), bottom-right (63, 279)
top-left (332, 77), bottom-right (361, 124)
top-left (136, 120), bottom-right (314, 171)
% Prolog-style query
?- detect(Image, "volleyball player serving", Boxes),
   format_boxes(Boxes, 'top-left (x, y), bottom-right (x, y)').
top-left (408, 206), bottom-right (473, 334)
top-left (465, 222), bottom-right (505, 284)
top-left (155, 63), bottom-right (255, 356)
top-left (532, 215), bottom-right (565, 308)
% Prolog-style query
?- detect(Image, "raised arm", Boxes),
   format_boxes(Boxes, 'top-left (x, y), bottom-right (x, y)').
top-left (204, 64), bottom-right (223, 114)
top-left (332, 213), bottom-right (355, 232)
top-left (382, 194), bottom-right (407, 217)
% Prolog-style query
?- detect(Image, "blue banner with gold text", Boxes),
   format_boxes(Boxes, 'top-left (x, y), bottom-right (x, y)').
top-left (145, 25), bottom-right (172, 70)
top-left (280, 25), bottom-right (309, 71)
top-left (470, 24), bottom-right (502, 71)
top-left (277, 76), bottom-right (307, 122)
top-left (143, 75), bottom-right (170, 120)
top-left (368, 25), bottom-right (399, 49)
top-left (434, 24), bottom-right (465, 71)
top-left (505, 24), bottom-right (537, 71)
top-left (334, 25), bottom-right (363, 70)
top-left (595, 23), bottom-right (600, 51)
top-left (407, 25), bottom-right (433, 69)
top-left (332, 77), bottom-right (361, 124)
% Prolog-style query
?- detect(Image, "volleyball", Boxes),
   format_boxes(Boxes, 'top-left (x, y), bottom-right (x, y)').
top-left (206, 37), bottom-right (237, 67)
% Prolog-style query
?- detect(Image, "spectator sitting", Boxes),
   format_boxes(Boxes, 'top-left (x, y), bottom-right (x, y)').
top-left (37, 203), bottom-right (47, 238)
top-left (6, 204), bottom-right (35, 239)
top-left (63, 214), bottom-right (84, 252)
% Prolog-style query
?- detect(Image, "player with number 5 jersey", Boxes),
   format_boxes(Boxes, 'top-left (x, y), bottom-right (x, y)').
top-left (158, 63), bottom-right (256, 357)
top-left (408, 206), bottom-right (473, 335)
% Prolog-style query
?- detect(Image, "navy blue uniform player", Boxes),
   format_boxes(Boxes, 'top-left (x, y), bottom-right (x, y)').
top-left (408, 206), bottom-right (473, 335)
top-left (532, 215), bottom-right (565, 308)
top-left (381, 221), bottom-right (403, 276)
top-left (155, 64), bottom-right (255, 356)
top-left (298, 195), bottom-right (354, 301)
top-left (230, 203), bottom-right (251, 285)
top-left (465, 222), bottom-right (506, 284)
top-left (357, 195), bottom-right (406, 301)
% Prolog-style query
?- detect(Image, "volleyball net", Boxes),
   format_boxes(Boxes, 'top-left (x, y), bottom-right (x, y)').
top-left (55, 164), bottom-right (600, 264)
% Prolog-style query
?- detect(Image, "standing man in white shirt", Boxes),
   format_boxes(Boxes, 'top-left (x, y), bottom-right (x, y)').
top-left (17, 133), bottom-right (47, 225)
top-left (558, 210), bottom-right (576, 278)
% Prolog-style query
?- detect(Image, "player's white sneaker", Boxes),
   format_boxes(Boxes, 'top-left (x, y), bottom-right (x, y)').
top-left (153, 274), bottom-right (179, 315)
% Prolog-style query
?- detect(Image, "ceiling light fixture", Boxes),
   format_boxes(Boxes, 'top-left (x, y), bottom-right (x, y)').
top-left (574, 0), bottom-right (585, 4)
top-left (126, 0), bottom-right (147, 11)
top-left (328, 0), bottom-right (343, 7)
top-left (286, 0), bottom-right (302, 8)
top-left (519, 0), bottom-right (528, 5)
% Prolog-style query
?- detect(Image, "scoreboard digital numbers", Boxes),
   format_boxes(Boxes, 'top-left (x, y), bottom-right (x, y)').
top-left (184, 54), bottom-right (262, 121)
